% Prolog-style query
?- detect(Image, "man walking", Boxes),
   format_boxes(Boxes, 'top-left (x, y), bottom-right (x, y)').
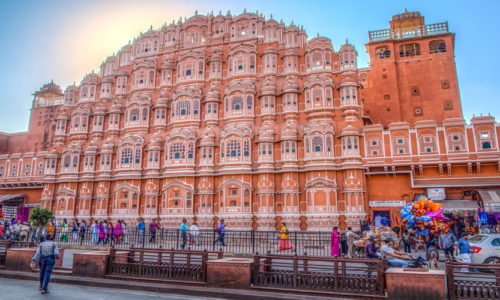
top-left (136, 218), bottom-right (146, 246)
top-left (457, 234), bottom-right (471, 272)
top-left (31, 235), bottom-right (60, 294)
top-left (345, 227), bottom-right (360, 258)
top-left (213, 219), bottom-right (226, 247)
top-left (180, 218), bottom-right (189, 249)
top-left (149, 219), bottom-right (159, 244)
top-left (439, 230), bottom-right (457, 261)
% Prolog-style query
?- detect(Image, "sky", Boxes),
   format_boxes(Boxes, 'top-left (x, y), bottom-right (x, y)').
top-left (0, 0), bottom-right (498, 133)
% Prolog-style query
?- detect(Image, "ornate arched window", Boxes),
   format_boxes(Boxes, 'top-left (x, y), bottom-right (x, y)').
top-left (169, 143), bottom-right (185, 159)
top-left (232, 96), bottom-right (243, 111)
top-left (312, 136), bottom-right (323, 152)
top-left (63, 155), bottom-right (71, 168)
top-left (120, 148), bottom-right (133, 164)
top-left (130, 109), bottom-right (140, 121)
top-left (227, 140), bottom-right (241, 157)
top-left (177, 100), bottom-right (191, 116)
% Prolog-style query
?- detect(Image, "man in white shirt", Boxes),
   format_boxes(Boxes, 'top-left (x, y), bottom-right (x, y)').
top-left (380, 237), bottom-right (413, 268)
top-left (189, 222), bottom-right (200, 246)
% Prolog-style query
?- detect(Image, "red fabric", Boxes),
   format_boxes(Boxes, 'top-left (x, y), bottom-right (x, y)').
top-left (278, 239), bottom-right (293, 251)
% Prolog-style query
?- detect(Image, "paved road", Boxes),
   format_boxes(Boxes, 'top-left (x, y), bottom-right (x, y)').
top-left (0, 278), bottom-right (226, 300)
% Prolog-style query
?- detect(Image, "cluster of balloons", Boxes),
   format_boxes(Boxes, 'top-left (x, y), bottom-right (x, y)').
top-left (400, 197), bottom-right (449, 235)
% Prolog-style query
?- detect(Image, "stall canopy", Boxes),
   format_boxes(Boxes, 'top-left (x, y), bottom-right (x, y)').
top-left (478, 189), bottom-right (500, 212)
top-left (441, 200), bottom-right (479, 212)
top-left (0, 194), bottom-right (25, 205)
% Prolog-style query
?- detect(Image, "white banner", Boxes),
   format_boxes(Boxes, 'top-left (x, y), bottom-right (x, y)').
top-left (369, 200), bottom-right (406, 207)
top-left (427, 188), bottom-right (446, 200)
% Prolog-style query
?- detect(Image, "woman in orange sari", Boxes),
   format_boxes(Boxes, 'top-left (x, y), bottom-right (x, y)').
top-left (278, 223), bottom-right (293, 251)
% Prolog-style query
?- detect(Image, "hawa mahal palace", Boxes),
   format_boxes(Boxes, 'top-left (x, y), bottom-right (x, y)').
top-left (0, 10), bottom-right (498, 230)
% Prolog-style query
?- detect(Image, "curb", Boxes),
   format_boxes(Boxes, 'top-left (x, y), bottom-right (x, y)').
top-left (0, 270), bottom-right (353, 300)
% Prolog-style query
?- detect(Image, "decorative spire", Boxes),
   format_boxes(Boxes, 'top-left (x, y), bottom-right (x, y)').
top-left (195, 9), bottom-right (198, 15)
top-left (243, 8), bottom-right (247, 13)
top-left (270, 14), bottom-right (273, 20)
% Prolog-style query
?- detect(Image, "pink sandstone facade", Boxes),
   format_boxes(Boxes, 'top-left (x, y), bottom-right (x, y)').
top-left (0, 10), bottom-right (499, 230)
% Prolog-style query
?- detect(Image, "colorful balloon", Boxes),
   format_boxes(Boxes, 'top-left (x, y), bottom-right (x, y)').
top-left (399, 197), bottom-right (450, 235)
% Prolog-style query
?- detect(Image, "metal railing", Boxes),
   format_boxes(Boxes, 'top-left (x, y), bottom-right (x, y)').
top-left (107, 247), bottom-right (223, 283)
top-left (446, 261), bottom-right (500, 300)
top-left (253, 253), bottom-right (387, 297)
top-left (0, 241), bottom-right (11, 266)
top-left (41, 227), bottom-right (341, 256)
top-left (368, 22), bottom-right (449, 42)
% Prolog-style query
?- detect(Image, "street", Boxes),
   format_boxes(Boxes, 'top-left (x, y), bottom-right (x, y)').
top-left (0, 278), bottom-right (226, 300)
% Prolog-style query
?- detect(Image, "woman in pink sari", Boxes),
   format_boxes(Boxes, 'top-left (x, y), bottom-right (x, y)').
top-left (330, 227), bottom-right (340, 257)
top-left (114, 221), bottom-right (123, 244)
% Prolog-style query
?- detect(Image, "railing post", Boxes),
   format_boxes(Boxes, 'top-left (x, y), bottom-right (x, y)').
top-left (446, 262), bottom-right (457, 300)
top-left (201, 250), bottom-right (208, 282)
top-left (212, 229), bottom-right (216, 252)
top-left (169, 250), bottom-right (174, 278)
top-left (139, 249), bottom-right (144, 277)
top-left (294, 231), bottom-right (298, 254)
top-left (333, 257), bottom-right (339, 291)
top-left (292, 253), bottom-right (298, 288)
top-left (377, 259), bottom-right (386, 295)
top-left (176, 229), bottom-right (180, 249)
top-left (107, 247), bottom-right (115, 275)
top-left (253, 252), bottom-right (260, 285)
top-left (251, 230), bottom-right (255, 255)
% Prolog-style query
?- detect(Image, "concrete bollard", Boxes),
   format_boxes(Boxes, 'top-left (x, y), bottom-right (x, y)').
top-left (385, 268), bottom-right (446, 300)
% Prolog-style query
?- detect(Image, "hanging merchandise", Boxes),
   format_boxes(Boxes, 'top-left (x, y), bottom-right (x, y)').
top-left (400, 197), bottom-right (449, 235)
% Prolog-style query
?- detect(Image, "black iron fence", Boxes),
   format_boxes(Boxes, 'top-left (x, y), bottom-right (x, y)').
top-left (107, 247), bottom-right (223, 283)
top-left (35, 227), bottom-right (338, 256)
top-left (0, 241), bottom-right (10, 266)
top-left (253, 253), bottom-right (387, 298)
top-left (446, 261), bottom-right (500, 300)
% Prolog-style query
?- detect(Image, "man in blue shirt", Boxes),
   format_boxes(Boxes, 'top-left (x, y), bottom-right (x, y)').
top-left (213, 219), bottom-right (226, 247)
top-left (457, 234), bottom-right (471, 272)
top-left (31, 235), bottom-right (60, 294)
top-left (180, 218), bottom-right (189, 249)
top-left (136, 219), bottom-right (145, 246)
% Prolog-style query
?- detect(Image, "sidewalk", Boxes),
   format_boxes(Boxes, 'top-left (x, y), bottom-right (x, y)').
top-left (0, 269), bottom-right (357, 300)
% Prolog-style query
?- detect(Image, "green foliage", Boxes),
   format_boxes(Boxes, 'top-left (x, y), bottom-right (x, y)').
top-left (29, 207), bottom-right (54, 227)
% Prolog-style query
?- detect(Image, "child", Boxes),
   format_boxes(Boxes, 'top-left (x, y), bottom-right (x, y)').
top-left (426, 240), bottom-right (440, 269)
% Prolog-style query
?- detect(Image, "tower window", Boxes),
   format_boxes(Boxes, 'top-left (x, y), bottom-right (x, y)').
top-left (411, 87), bottom-right (420, 96)
top-left (399, 43), bottom-right (421, 57)
top-left (429, 40), bottom-right (447, 54)
top-left (482, 141), bottom-right (492, 149)
top-left (441, 80), bottom-right (450, 89)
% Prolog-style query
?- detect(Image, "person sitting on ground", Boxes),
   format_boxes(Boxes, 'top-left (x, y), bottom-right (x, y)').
top-left (380, 237), bottom-right (413, 268)
top-left (364, 236), bottom-right (379, 259)
top-left (426, 240), bottom-right (440, 269)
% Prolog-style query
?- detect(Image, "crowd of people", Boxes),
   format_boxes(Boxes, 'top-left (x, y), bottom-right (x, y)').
top-left (325, 224), bottom-right (476, 270)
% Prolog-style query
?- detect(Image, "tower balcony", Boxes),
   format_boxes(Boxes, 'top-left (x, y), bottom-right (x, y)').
top-left (368, 22), bottom-right (448, 43)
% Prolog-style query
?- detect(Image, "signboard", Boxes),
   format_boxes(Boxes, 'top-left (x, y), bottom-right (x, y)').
top-left (427, 188), bottom-right (446, 201)
top-left (369, 200), bottom-right (406, 207)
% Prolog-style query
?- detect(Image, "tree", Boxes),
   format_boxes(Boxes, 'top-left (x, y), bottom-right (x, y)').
top-left (29, 207), bottom-right (54, 228)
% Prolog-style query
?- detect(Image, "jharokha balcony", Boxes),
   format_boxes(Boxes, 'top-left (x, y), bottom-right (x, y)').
top-left (368, 22), bottom-right (448, 42)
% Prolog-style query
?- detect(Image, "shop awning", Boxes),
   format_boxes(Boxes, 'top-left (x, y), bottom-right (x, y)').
top-left (478, 189), bottom-right (500, 212)
top-left (441, 200), bottom-right (479, 212)
top-left (0, 194), bottom-right (25, 205)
